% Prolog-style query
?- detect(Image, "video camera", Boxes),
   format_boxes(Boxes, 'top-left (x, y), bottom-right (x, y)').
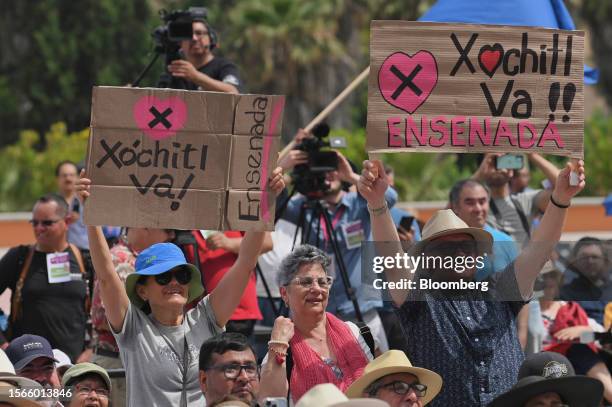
top-left (291, 123), bottom-right (346, 200)
top-left (152, 7), bottom-right (208, 86)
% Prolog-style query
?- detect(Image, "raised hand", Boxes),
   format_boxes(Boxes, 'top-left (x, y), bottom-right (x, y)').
top-left (551, 160), bottom-right (585, 206)
top-left (277, 150), bottom-right (308, 171)
top-left (76, 169), bottom-right (92, 203)
top-left (357, 159), bottom-right (388, 207)
top-left (270, 316), bottom-right (295, 343)
top-left (268, 166), bottom-right (286, 197)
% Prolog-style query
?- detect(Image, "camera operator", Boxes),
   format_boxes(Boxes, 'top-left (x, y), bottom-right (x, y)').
top-left (278, 129), bottom-right (397, 352)
top-left (159, 13), bottom-right (241, 93)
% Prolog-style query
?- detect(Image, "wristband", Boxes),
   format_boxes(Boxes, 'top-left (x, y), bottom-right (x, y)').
top-left (367, 201), bottom-right (388, 216)
top-left (550, 195), bottom-right (570, 209)
top-left (268, 346), bottom-right (287, 365)
top-left (268, 340), bottom-right (289, 348)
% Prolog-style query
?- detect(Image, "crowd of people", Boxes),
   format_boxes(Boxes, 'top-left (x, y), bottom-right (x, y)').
top-left (0, 14), bottom-right (610, 407)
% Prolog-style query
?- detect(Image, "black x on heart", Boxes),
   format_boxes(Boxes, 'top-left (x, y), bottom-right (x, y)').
top-left (148, 107), bottom-right (173, 129)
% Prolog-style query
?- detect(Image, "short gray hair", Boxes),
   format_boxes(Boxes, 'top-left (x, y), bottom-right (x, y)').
top-left (277, 244), bottom-right (331, 287)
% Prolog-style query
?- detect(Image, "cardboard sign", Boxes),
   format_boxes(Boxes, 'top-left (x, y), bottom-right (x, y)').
top-left (367, 21), bottom-right (584, 158)
top-left (84, 86), bottom-right (284, 231)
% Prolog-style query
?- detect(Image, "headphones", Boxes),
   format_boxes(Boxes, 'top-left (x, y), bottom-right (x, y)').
top-left (206, 22), bottom-right (218, 50)
top-left (194, 18), bottom-right (217, 50)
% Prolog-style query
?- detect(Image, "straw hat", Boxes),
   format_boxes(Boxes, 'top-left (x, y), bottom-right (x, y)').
top-left (346, 350), bottom-right (442, 405)
top-left (296, 383), bottom-right (388, 407)
top-left (408, 209), bottom-right (493, 257)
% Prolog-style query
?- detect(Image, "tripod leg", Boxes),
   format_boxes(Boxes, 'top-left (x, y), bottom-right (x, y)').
top-left (318, 203), bottom-right (364, 323)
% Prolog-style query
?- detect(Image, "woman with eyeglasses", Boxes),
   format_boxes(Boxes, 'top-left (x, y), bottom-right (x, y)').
top-left (77, 168), bottom-right (284, 407)
top-left (61, 362), bottom-right (112, 407)
top-left (258, 244), bottom-right (376, 403)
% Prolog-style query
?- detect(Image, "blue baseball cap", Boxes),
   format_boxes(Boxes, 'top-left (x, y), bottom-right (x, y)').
top-left (6, 335), bottom-right (58, 371)
top-left (125, 243), bottom-right (203, 308)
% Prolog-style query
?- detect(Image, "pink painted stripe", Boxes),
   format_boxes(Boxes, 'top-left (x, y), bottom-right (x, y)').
top-left (260, 98), bottom-right (285, 223)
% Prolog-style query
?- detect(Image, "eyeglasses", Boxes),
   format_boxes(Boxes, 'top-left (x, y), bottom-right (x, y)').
top-left (154, 267), bottom-right (192, 286)
top-left (29, 219), bottom-right (61, 227)
top-left (378, 381), bottom-right (427, 397)
top-left (426, 240), bottom-right (478, 256)
top-left (207, 363), bottom-right (259, 380)
top-left (75, 384), bottom-right (110, 398)
top-left (193, 29), bottom-right (209, 37)
top-left (287, 276), bottom-right (333, 290)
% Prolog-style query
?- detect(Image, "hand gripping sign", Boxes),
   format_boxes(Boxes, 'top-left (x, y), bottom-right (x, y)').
top-left (367, 21), bottom-right (584, 158)
top-left (84, 86), bottom-right (284, 231)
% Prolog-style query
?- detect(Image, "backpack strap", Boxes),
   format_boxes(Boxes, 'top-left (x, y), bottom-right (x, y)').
top-left (68, 244), bottom-right (91, 314)
top-left (355, 321), bottom-right (376, 358)
top-left (11, 245), bottom-right (35, 324)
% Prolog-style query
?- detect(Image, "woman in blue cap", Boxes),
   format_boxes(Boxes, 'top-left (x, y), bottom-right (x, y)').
top-left (77, 167), bottom-right (284, 407)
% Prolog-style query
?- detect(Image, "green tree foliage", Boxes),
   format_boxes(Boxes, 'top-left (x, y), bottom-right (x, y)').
top-left (583, 111), bottom-right (612, 196)
top-left (0, 0), bottom-right (154, 148)
top-left (0, 123), bottom-right (89, 211)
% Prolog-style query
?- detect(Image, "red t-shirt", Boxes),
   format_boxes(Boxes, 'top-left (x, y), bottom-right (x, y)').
top-left (185, 231), bottom-right (262, 321)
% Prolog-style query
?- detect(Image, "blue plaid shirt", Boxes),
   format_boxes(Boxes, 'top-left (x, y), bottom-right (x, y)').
top-left (395, 265), bottom-right (526, 406)
top-left (282, 187), bottom-right (397, 315)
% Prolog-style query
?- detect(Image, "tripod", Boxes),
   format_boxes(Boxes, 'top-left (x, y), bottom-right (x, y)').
top-left (289, 197), bottom-right (364, 323)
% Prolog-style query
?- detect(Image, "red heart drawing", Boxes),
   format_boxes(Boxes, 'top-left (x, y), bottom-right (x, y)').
top-left (478, 44), bottom-right (504, 78)
top-left (378, 51), bottom-right (438, 114)
top-left (133, 96), bottom-right (188, 140)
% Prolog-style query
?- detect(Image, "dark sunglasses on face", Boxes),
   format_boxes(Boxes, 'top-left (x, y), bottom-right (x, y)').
top-left (426, 240), bottom-right (478, 256)
top-left (29, 219), bottom-right (61, 227)
top-left (380, 381), bottom-right (427, 397)
top-left (154, 267), bottom-right (192, 286)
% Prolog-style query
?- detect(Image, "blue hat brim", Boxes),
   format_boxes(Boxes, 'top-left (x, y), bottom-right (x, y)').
top-left (125, 262), bottom-right (203, 309)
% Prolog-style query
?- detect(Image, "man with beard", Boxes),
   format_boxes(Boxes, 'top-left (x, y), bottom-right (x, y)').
top-left (280, 150), bottom-right (397, 351)
top-left (199, 333), bottom-right (259, 406)
top-left (159, 11), bottom-right (241, 93)
top-left (358, 159), bottom-right (585, 406)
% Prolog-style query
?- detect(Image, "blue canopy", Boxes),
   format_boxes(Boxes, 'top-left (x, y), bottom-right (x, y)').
top-left (419, 0), bottom-right (598, 84)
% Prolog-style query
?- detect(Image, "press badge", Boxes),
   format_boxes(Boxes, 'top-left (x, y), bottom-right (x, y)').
top-left (342, 220), bottom-right (365, 250)
top-left (46, 252), bottom-right (71, 283)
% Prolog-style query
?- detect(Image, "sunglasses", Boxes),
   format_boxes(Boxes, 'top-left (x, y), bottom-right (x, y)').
top-left (29, 219), bottom-right (61, 227)
top-left (380, 381), bottom-right (427, 397)
top-left (426, 240), bottom-right (478, 256)
top-left (153, 267), bottom-right (192, 286)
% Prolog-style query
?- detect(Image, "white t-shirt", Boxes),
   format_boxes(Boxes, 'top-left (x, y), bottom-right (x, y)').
top-left (113, 295), bottom-right (222, 407)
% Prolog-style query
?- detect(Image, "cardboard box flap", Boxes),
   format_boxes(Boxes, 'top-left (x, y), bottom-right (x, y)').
top-left (91, 86), bottom-right (236, 134)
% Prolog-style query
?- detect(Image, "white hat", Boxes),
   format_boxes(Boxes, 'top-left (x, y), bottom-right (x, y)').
top-left (53, 349), bottom-right (73, 371)
top-left (0, 349), bottom-right (44, 406)
top-left (409, 209), bottom-right (493, 257)
top-left (296, 384), bottom-right (389, 407)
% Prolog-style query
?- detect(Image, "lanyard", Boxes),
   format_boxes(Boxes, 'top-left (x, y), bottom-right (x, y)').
top-left (150, 317), bottom-right (190, 407)
top-left (320, 206), bottom-right (345, 247)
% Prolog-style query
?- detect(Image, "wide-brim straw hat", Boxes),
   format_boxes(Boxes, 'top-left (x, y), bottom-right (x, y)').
top-left (408, 209), bottom-right (493, 257)
top-left (346, 350), bottom-right (442, 405)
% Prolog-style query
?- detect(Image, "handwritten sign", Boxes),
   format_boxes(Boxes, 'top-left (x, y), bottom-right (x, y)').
top-left (84, 86), bottom-right (284, 231)
top-left (367, 21), bottom-right (584, 158)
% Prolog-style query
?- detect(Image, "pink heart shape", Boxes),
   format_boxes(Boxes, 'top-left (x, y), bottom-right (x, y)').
top-left (378, 51), bottom-right (438, 114)
top-left (133, 96), bottom-right (188, 140)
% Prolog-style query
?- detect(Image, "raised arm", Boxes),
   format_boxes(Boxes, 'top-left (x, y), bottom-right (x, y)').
top-left (358, 160), bottom-right (409, 306)
top-left (77, 172), bottom-right (130, 332)
top-left (209, 168), bottom-right (285, 326)
top-left (514, 160), bottom-right (585, 299)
